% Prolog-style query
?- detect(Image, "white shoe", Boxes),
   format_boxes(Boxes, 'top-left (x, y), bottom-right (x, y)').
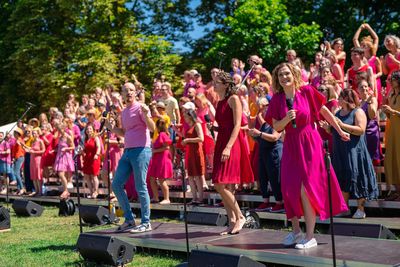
top-left (67, 182), bottom-right (74, 189)
top-left (295, 238), bottom-right (318, 249)
top-left (352, 209), bottom-right (366, 219)
top-left (283, 231), bottom-right (303, 246)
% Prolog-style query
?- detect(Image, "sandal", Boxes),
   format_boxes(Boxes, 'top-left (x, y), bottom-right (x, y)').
top-left (116, 221), bottom-right (135, 232)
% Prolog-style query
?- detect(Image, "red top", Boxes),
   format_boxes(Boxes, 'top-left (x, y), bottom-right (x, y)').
top-left (347, 64), bottom-right (369, 91)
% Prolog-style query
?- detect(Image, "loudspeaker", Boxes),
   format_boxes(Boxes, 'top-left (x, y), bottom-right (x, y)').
top-left (59, 199), bottom-right (75, 216)
top-left (330, 222), bottom-right (397, 240)
top-left (12, 199), bottom-right (43, 217)
top-left (187, 250), bottom-right (265, 267)
top-left (0, 206), bottom-right (10, 231)
top-left (79, 205), bottom-right (115, 225)
top-left (77, 233), bottom-right (135, 266)
top-left (187, 212), bottom-right (227, 227)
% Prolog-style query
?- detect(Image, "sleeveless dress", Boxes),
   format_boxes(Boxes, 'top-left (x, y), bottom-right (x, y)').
top-left (332, 108), bottom-right (378, 199)
top-left (30, 140), bottom-right (43, 180)
top-left (41, 133), bottom-right (57, 168)
top-left (384, 92), bottom-right (400, 185)
top-left (54, 137), bottom-right (74, 172)
top-left (212, 97), bottom-right (254, 184)
top-left (82, 137), bottom-right (101, 176)
top-left (102, 133), bottom-right (122, 173)
top-left (185, 124), bottom-right (205, 176)
top-left (361, 101), bottom-right (383, 165)
top-left (347, 64), bottom-right (369, 91)
top-left (266, 85), bottom-right (348, 220)
top-left (368, 56), bottom-right (382, 106)
top-left (148, 132), bottom-right (173, 179)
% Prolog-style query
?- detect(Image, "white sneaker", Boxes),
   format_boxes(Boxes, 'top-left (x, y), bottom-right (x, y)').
top-left (295, 238), bottom-right (318, 249)
top-left (283, 231), bottom-right (303, 246)
top-left (352, 209), bottom-right (366, 219)
top-left (67, 182), bottom-right (74, 189)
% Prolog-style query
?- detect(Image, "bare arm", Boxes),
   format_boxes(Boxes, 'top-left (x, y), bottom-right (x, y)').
top-left (366, 97), bottom-right (378, 120)
top-left (337, 109), bottom-right (366, 136)
top-left (320, 106), bottom-right (350, 141)
top-left (221, 95), bottom-right (242, 162)
top-left (352, 25), bottom-right (362, 47)
top-left (183, 123), bottom-right (204, 144)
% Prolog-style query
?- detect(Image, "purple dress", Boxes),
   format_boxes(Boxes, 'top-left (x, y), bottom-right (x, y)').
top-left (54, 137), bottom-right (74, 172)
top-left (267, 85), bottom-right (348, 220)
top-left (361, 102), bottom-right (383, 164)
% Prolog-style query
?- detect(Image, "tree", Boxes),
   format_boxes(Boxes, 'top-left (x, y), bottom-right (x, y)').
top-left (205, 0), bottom-right (322, 70)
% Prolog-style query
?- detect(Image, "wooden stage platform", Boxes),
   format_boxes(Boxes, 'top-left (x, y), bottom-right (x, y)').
top-left (90, 222), bottom-right (400, 267)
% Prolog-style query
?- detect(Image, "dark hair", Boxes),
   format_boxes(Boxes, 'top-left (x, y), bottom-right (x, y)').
top-left (317, 85), bottom-right (332, 100)
top-left (156, 119), bottom-right (168, 133)
top-left (186, 109), bottom-right (198, 123)
top-left (332, 38), bottom-right (344, 45)
top-left (351, 47), bottom-right (364, 55)
top-left (340, 89), bottom-right (360, 109)
top-left (391, 70), bottom-right (400, 83)
top-left (84, 123), bottom-right (96, 141)
top-left (216, 71), bottom-right (237, 97)
top-left (356, 73), bottom-right (371, 88)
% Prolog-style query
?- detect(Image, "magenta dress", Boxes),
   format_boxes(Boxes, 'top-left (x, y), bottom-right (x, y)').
top-left (30, 140), bottom-right (43, 180)
top-left (368, 56), bottom-right (382, 106)
top-left (212, 97), bottom-right (254, 184)
top-left (385, 52), bottom-right (400, 94)
top-left (267, 85), bottom-right (348, 220)
top-left (147, 132), bottom-right (173, 179)
top-left (102, 133), bottom-right (122, 173)
top-left (54, 137), bottom-right (74, 172)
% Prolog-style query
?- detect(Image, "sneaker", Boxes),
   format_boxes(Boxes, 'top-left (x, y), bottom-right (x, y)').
top-left (67, 182), bottom-right (74, 189)
top-left (283, 231), bottom-right (303, 246)
top-left (352, 209), bottom-right (366, 219)
top-left (0, 188), bottom-right (7, 194)
top-left (116, 220), bottom-right (135, 232)
top-left (295, 238), bottom-right (318, 249)
top-left (255, 202), bottom-right (274, 212)
top-left (130, 223), bottom-right (152, 233)
top-left (270, 203), bottom-right (285, 213)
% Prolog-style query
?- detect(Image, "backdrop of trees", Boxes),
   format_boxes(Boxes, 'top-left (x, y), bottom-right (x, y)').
top-left (0, 0), bottom-right (398, 124)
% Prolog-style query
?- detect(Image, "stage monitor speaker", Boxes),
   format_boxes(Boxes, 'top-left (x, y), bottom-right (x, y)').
top-left (330, 222), bottom-right (397, 240)
top-left (187, 250), bottom-right (265, 267)
top-left (76, 233), bottom-right (135, 266)
top-left (79, 205), bottom-right (115, 225)
top-left (12, 199), bottom-right (43, 217)
top-left (187, 212), bottom-right (227, 227)
top-left (59, 199), bottom-right (75, 216)
top-left (0, 206), bottom-right (10, 231)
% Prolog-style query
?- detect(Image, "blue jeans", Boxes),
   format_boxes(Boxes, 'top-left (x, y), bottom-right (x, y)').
top-left (112, 147), bottom-right (151, 223)
top-left (13, 156), bottom-right (25, 190)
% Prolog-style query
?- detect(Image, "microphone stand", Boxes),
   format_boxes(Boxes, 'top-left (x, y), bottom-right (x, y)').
top-left (105, 127), bottom-right (112, 219)
top-left (177, 148), bottom-right (189, 261)
top-left (324, 141), bottom-right (336, 267)
top-left (74, 148), bottom-right (83, 234)
top-left (1, 103), bottom-right (35, 210)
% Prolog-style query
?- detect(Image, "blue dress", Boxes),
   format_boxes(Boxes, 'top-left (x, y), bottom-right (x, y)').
top-left (332, 108), bottom-right (378, 200)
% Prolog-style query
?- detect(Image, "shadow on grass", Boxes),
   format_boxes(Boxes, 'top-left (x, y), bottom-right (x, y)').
top-left (30, 244), bottom-right (76, 253)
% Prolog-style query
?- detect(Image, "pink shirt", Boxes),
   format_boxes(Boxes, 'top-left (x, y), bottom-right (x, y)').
top-left (0, 140), bottom-right (11, 164)
top-left (121, 102), bottom-right (151, 148)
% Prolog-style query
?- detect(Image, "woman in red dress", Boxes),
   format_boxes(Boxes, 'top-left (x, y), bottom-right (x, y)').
top-left (82, 123), bottom-right (101, 198)
top-left (213, 71), bottom-right (254, 235)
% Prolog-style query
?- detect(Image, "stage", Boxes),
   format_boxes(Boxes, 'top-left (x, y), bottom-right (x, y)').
top-left (89, 222), bottom-right (400, 267)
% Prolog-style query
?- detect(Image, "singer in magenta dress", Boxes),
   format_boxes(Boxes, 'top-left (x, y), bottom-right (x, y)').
top-left (267, 63), bottom-right (349, 249)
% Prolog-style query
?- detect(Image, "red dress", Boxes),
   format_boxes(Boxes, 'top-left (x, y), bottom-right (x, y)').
top-left (40, 133), bottom-right (57, 168)
top-left (212, 97), bottom-right (254, 184)
top-left (185, 124), bottom-right (205, 176)
top-left (347, 64), bottom-right (369, 91)
top-left (148, 132), bottom-right (173, 179)
top-left (82, 137), bottom-right (101, 176)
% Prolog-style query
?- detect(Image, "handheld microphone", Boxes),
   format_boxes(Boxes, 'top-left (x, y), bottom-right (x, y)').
top-left (285, 98), bottom-right (297, 129)
top-left (204, 114), bottom-right (215, 139)
top-left (26, 101), bottom-right (36, 107)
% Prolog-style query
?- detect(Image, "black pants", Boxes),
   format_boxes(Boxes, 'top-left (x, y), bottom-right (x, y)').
top-left (258, 145), bottom-right (283, 201)
top-left (24, 153), bottom-right (34, 192)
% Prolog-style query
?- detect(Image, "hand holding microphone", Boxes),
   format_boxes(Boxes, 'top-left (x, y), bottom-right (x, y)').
top-left (285, 98), bottom-right (297, 129)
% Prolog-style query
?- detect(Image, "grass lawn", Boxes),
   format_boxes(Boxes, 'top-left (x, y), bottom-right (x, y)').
top-left (0, 203), bottom-right (184, 267)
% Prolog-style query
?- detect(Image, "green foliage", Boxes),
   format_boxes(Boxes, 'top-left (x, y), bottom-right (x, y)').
top-left (205, 0), bottom-right (322, 70)
top-left (0, 0), bottom-right (182, 124)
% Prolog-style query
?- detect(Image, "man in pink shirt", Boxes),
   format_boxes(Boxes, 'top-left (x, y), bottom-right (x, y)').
top-left (105, 82), bottom-right (155, 233)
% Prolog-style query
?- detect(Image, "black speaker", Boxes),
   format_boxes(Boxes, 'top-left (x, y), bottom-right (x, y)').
top-left (12, 199), bottom-right (43, 217)
top-left (330, 222), bottom-right (397, 240)
top-left (59, 199), bottom-right (75, 216)
top-left (187, 250), bottom-right (265, 267)
top-left (0, 206), bottom-right (10, 231)
top-left (79, 205), bottom-right (115, 225)
top-left (187, 212), bottom-right (227, 227)
top-left (76, 233), bottom-right (135, 266)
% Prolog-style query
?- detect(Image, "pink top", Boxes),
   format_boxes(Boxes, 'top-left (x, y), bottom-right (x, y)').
top-left (121, 102), bottom-right (151, 148)
top-left (0, 140), bottom-right (11, 164)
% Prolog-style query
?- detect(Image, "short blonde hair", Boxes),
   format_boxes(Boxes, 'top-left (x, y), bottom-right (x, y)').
top-left (272, 63), bottom-right (302, 93)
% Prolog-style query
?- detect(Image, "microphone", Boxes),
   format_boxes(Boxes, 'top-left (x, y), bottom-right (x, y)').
top-left (26, 101), bottom-right (36, 107)
top-left (204, 114), bottom-right (215, 139)
top-left (286, 98), bottom-right (297, 129)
